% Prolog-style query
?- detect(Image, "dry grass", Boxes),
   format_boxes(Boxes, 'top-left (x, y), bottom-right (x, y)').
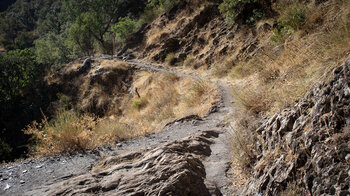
top-left (24, 109), bottom-right (133, 156)
top-left (26, 59), bottom-right (219, 156)
top-left (165, 52), bottom-right (175, 65)
top-left (228, 112), bottom-right (259, 171)
top-left (281, 181), bottom-right (302, 196)
top-left (229, 0), bottom-right (350, 116)
top-left (146, 29), bottom-right (170, 45)
top-left (99, 60), bottom-right (129, 70)
top-left (119, 71), bottom-right (219, 134)
top-left (224, 0), bottom-right (350, 174)
top-left (213, 57), bottom-right (235, 77)
top-left (183, 54), bottom-right (201, 69)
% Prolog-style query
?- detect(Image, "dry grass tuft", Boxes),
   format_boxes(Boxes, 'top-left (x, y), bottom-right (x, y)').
top-left (232, 85), bottom-right (272, 115)
top-left (165, 52), bottom-right (175, 65)
top-left (281, 181), bottom-right (302, 196)
top-left (213, 57), bottom-right (235, 77)
top-left (228, 111), bottom-right (260, 171)
top-left (24, 109), bottom-right (133, 156)
top-left (119, 72), bottom-right (219, 134)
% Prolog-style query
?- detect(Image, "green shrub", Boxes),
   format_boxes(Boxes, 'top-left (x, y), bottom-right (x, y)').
top-left (0, 49), bottom-right (38, 103)
top-left (270, 2), bottom-right (307, 43)
top-left (147, 0), bottom-right (180, 12)
top-left (183, 55), bottom-right (195, 67)
top-left (132, 97), bottom-right (148, 110)
top-left (112, 17), bottom-right (137, 43)
top-left (0, 139), bottom-right (12, 162)
top-left (219, 0), bottom-right (265, 24)
top-left (35, 33), bottom-right (71, 68)
top-left (165, 52), bottom-right (175, 65)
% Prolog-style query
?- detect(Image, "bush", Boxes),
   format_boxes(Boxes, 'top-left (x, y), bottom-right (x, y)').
top-left (183, 55), bottom-right (195, 67)
top-left (112, 17), bottom-right (137, 43)
top-left (35, 33), bottom-right (71, 68)
top-left (165, 52), bottom-right (175, 65)
top-left (0, 49), bottom-right (38, 103)
top-left (219, 0), bottom-right (268, 24)
top-left (270, 2), bottom-right (307, 43)
top-left (147, 0), bottom-right (180, 12)
top-left (0, 139), bottom-right (12, 162)
top-left (24, 109), bottom-right (96, 155)
top-left (228, 115), bottom-right (259, 170)
top-left (132, 97), bottom-right (148, 110)
top-left (24, 108), bottom-right (132, 156)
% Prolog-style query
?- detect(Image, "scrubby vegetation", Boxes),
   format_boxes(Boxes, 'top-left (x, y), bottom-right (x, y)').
top-left (219, 0), bottom-right (271, 24)
top-left (0, 0), bottom-right (184, 162)
top-left (24, 109), bottom-right (133, 156)
top-left (21, 61), bottom-right (219, 156)
top-left (216, 0), bottom-right (350, 175)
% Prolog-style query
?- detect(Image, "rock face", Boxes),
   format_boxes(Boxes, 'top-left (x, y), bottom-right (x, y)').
top-left (242, 59), bottom-right (350, 195)
top-left (26, 131), bottom-right (220, 196)
top-left (120, 0), bottom-right (268, 69)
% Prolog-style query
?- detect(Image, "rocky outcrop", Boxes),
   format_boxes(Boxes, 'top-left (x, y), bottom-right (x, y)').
top-left (26, 131), bottom-right (220, 196)
top-left (122, 0), bottom-right (268, 68)
top-left (242, 59), bottom-right (350, 195)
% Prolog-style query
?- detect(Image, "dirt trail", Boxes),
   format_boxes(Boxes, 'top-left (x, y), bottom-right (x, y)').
top-left (0, 59), bottom-right (236, 196)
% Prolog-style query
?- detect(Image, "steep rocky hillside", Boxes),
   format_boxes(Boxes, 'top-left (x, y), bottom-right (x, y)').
top-left (121, 0), bottom-right (271, 67)
top-left (1, 0), bottom-right (350, 195)
top-left (241, 58), bottom-right (350, 195)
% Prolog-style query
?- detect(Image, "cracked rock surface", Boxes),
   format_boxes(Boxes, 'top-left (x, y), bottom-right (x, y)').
top-left (26, 131), bottom-right (219, 196)
top-left (241, 58), bottom-right (350, 195)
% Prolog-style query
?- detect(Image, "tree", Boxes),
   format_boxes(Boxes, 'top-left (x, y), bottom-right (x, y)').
top-left (66, 12), bottom-right (96, 56)
top-left (35, 33), bottom-right (71, 67)
top-left (112, 17), bottom-right (137, 43)
top-left (0, 49), bottom-right (38, 103)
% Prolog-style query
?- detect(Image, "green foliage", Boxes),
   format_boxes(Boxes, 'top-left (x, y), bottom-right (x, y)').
top-left (35, 33), bottom-right (71, 67)
top-left (147, 0), bottom-right (179, 11)
top-left (0, 49), bottom-right (38, 103)
top-left (270, 2), bottom-right (307, 43)
top-left (165, 52), bottom-right (175, 65)
top-left (132, 97), bottom-right (148, 110)
top-left (112, 17), bottom-right (137, 43)
top-left (67, 12), bottom-right (97, 56)
top-left (219, 0), bottom-right (264, 24)
top-left (136, 0), bottom-right (179, 26)
top-left (0, 139), bottom-right (12, 161)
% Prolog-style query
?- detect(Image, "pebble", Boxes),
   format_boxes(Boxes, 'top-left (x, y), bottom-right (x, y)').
top-left (3, 183), bottom-right (10, 190)
top-left (345, 154), bottom-right (350, 161)
top-left (35, 164), bottom-right (44, 169)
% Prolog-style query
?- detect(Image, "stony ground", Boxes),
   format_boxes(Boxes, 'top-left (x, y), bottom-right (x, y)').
top-left (0, 59), bottom-right (236, 196)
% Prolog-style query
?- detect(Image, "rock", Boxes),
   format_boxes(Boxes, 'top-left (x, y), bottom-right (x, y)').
top-left (240, 58), bottom-right (350, 195)
top-left (26, 131), bottom-right (220, 196)
top-left (4, 183), bottom-right (10, 191)
top-left (35, 164), bottom-right (44, 169)
top-left (77, 58), bottom-right (91, 73)
top-left (164, 115), bottom-right (203, 127)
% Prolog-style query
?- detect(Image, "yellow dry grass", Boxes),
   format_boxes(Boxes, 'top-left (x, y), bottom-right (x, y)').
top-left (119, 71), bottom-right (219, 134)
top-left (217, 0), bottom-right (350, 175)
top-left (24, 109), bottom-right (134, 156)
top-left (25, 63), bottom-right (220, 156)
top-left (228, 0), bottom-right (350, 116)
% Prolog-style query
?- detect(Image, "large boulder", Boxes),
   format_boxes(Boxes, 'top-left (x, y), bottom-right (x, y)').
top-left (26, 131), bottom-right (220, 196)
